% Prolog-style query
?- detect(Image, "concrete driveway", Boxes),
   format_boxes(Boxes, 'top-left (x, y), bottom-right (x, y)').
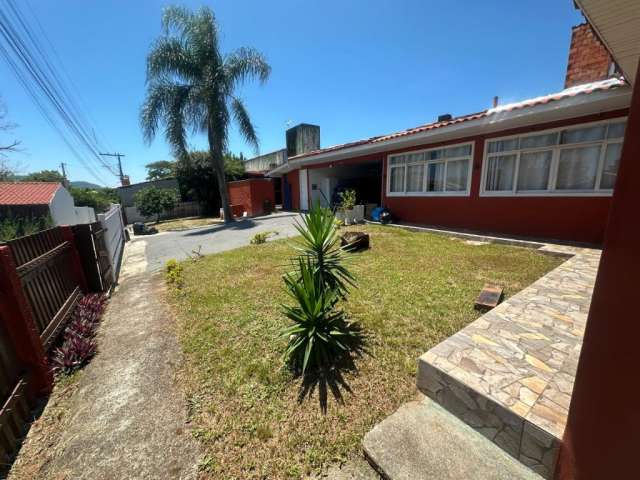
top-left (122, 211), bottom-right (302, 275)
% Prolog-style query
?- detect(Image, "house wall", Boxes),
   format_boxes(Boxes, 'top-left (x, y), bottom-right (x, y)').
top-left (49, 188), bottom-right (79, 225)
top-left (293, 109), bottom-right (628, 244)
top-left (556, 62), bottom-right (640, 480)
top-left (227, 178), bottom-right (275, 217)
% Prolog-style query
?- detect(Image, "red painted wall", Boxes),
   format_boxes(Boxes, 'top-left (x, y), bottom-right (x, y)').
top-left (556, 63), bottom-right (640, 480)
top-left (228, 178), bottom-right (275, 217)
top-left (290, 110), bottom-right (626, 244)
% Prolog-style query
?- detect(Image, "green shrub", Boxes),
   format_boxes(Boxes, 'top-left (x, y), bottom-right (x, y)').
top-left (0, 215), bottom-right (53, 242)
top-left (250, 231), bottom-right (276, 245)
top-left (280, 203), bottom-right (361, 373)
top-left (134, 187), bottom-right (178, 223)
top-left (338, 189), bottom-right (356, 212)
top-left (165, 259), bottom-right (184, 287)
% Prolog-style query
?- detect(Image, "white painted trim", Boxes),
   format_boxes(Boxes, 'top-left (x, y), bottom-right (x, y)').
top-left (479, 117), bottom-right (626, 197)
top-left (299, 168), bottom-right (309, 210)
top-left (385, 141), bottom-right (474, 197)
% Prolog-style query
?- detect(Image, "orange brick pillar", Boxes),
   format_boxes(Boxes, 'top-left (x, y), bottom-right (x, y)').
top-left (556, 63), bottom-right (640, 479)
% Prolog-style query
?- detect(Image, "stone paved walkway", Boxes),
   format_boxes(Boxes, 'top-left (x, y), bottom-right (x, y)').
top-left (417, 246), bottom-right (600, 478)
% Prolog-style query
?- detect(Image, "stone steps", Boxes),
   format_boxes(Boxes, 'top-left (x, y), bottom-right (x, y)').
top-left (412, 249), bottom-right (600, 478)
top-left (363, 395), bottom-right (542, 480)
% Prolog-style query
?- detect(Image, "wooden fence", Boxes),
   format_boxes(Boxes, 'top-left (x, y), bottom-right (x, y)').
top-left (0, 225), bottom-right (91, 466)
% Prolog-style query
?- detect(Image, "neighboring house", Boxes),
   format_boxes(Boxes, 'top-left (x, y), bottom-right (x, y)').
top-left (268, 24), bottom-right (630, 245)
top-left (116, 177), bottom-right (179, 208)
top-left (116, 177), bottom-right (201, 224)
top-left (0, 182), bottom-right (96, 226)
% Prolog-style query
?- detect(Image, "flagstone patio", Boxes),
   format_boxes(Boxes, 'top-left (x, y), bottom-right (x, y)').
top-left (417, 245), bottom-right (600, 478)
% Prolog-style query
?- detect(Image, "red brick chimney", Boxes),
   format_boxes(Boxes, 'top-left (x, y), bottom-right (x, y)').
top-left (565, 24), bottom-right (616, 88)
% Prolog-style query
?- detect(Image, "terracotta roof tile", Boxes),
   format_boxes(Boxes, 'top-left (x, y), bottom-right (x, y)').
top-left (0, 182), bottom-right (61, 205)
top-left (288, 77), bottom-right (627, 162)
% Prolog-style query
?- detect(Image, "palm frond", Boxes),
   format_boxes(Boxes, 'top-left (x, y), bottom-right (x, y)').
top-left (161, 5), bottom-right (194, 35)
top-left (146, 37), bottom-right (200, 83)
top-left (140, 81), bottom-right (192, 155)
top-left (230, 96), bottom-right (258, 153)
top-left (224, 47), bottom-right (271, 88)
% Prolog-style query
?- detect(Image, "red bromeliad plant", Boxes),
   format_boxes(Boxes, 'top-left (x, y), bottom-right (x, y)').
top-left (51, 294), bottom-right (106, 375)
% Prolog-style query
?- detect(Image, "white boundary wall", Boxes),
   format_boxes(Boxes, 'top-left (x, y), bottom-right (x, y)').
top-left (97, 204), bottom-right (126, 284)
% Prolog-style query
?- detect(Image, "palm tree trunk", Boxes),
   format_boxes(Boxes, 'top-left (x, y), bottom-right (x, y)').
top-left (208, 122), bottom-right (234, 223)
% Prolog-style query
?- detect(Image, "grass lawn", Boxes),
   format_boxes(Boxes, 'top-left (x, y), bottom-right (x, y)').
top-left (167, 224), bottom-right (563, 479)
top-left (148, 215), bottom-right (221, 232)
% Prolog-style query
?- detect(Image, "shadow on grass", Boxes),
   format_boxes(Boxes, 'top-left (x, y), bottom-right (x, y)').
top-left (296, 325), bottom-right (369, 414)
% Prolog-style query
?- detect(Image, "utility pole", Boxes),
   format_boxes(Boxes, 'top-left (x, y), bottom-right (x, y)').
top-left (59, 162), bottom-right (69, 187)
top-left (99, 152), bottom-right (126, 185)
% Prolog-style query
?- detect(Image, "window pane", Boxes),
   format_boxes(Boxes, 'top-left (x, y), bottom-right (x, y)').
top-left (600, 143), bottom-right (622, 189)
top-left (406, 152), bottom-right (424, 164)
top-left (389, 166), bottom-right (405, 192)
top-left (406, 164), bottom-right (425, 192)
top-left (445, 160), bottom-right (469, 191)
top-left (520, 133), bottom-right (558, 149)
top-left (488, 138), bottom-right (519, 153)
top-left (561, 125), bottom-right (606, 144)
top-left (485, 155), bottom-right (516, 191)
top-left (390, 155), bottom-right (405, 166)
top-left (445, 145), bottom-right (472, 158)
top-left (426, 162), bottom-right (444, 192)
top-left (556, 146), bottom-right (601, 190)
top-left (607, 122), bottom-right (626, 139)
top-left (426, 149), bottom-right (443, 160)
top-left (517, 151), bottom-right (552, 191)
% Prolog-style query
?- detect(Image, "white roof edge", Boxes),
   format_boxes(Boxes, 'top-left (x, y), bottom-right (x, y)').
top-left (267, 82), bottom-right (631, 177)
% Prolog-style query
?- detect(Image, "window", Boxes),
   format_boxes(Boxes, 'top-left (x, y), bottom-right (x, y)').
top-left (483, 119), bottom-right (626, 196)
top-left (387, 143), bottom-right (472, 196)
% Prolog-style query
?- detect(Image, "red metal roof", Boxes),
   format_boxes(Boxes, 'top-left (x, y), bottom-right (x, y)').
top-left (0, 182), bottom-right (61, 205)
top-left (288, 77), bottom-right (627, 162)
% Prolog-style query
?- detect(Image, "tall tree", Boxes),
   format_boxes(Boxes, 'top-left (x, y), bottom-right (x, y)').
top-left (145, 160), bottom-right (176, 180)
top-left (140, 6), bottom-right (270, 222)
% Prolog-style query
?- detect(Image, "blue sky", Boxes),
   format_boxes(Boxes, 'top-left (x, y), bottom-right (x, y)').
top-left (0, 0), bottom-right (583, 186)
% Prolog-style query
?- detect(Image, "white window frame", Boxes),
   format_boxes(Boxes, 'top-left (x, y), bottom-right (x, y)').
top-left (386, 141), bottom-right (474, 197)
top-left (480, 118), bottom-right (627, 197)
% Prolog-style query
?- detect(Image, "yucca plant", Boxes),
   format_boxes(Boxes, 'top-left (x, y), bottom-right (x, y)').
top-left (281, 204), bottom-right (362, 373)
top-left (280, 257), bottom-right (359, 373)
top-left (292, 203), bottom-right (355, 298)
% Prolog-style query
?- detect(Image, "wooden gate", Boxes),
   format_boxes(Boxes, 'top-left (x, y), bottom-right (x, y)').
top-left (6, 228), bottom-right (83, 350)
top-left (72, 222), bottom-right (113, 293)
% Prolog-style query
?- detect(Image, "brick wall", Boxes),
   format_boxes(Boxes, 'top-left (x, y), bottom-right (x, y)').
top-left (565, 23), bottom-right (614, 88)
top-left (227, 178), bottom-right (275, 217)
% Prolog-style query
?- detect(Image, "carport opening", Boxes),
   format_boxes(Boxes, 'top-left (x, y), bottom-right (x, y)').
top-left (308, 160), bottom-right (382, 211)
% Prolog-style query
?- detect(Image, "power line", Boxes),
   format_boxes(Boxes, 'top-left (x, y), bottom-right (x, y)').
top-left (0, 40), bottom-right (107, 186)
top-left (0, 2), bottom-right (120, 184)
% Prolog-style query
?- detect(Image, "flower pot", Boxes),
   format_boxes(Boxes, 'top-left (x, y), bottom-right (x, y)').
top-left (354, 205), bottom-right (365, 223)
top-left (343, 209), bottom-right (354, 225)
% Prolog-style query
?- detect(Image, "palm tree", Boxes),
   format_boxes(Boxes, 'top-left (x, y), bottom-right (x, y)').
top-left (140, 6), bottom-right (270, 222)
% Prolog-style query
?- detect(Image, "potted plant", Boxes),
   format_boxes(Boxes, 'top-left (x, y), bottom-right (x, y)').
top-left (338, 189), bottom-right (356, 225)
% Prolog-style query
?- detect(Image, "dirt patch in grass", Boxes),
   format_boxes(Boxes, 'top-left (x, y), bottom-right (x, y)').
top-left (149, 216), bottom-right (221, 232)
top-left (168, 224), bottom-right (563, 479)
top-left (7, 372), bottom-right (82, 480)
